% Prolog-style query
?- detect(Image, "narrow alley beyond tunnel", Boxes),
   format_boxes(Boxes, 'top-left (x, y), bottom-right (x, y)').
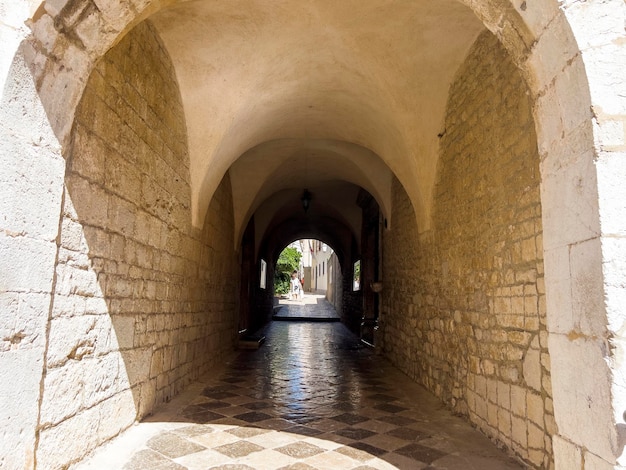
top-left (78, 317), bottom-right (523, 470)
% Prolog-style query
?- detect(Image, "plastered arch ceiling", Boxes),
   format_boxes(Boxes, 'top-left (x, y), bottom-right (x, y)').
top-left (229, 139), bottom-right (391, 247)
top-left (149, 0), bottom-right (485, 238)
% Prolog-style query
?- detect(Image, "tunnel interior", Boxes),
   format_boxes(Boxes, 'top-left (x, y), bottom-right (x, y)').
top-left (29, 1), bottom-right (552, 468)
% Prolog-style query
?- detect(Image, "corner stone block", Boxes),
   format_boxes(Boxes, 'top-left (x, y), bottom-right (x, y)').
top-left (36, 403), bottom-right (100, 470)
top-left (534, 84), bottom-right (563, 156)
top-left (137, 378), bottom-right (157, 419)
top-left (1, 50), bottom-right (62, 152)
top-left (60, 216), bottom-right (88, 252)
top-left (44, 0), bottom-right (73, 17)
top-left (516, 0), bottom-right (559, 39)
top-left (553, 435), bottom-right (582, 470)
top-left (74, 8), bottom-right (116, 57)
top-left (549, 333), bottom-right (618, 462)
top-left (122, 347), bottom-right (152, 387)
top-left (91, 0), bottom-right (136, 31)
top-left (554, 54), bottom-right (594, 137)
top-left (0, 138), bottom-right (65, 240)
top-left (584, 450), bottom-right (618, 470)
top-left (96, 390), bottom-right (137, 442)
top-left (569, 236), bottom-right (608, 337)
top-left (540, 146), bottom-right (600, 250)
top-left (2, 292), bottom-right (50, 351)
top-left (66, 174), bottom-right (109, 229)
top-left (524, 13), bottom-right (578, 98)
top-left (46, 316), bottom-right (93, 366)
top-left (40, 362), bottom-right (85, 426)
top-left (538, 120), bottom-right (595, 182)
top-left (111, 314), bottom-right (136, 350)
top-left (0, 233), bottom-right (58, 293)
top-left (39, 43), bottom-right (93, 143)
top-left (0, 349), bottom-right (44, 470)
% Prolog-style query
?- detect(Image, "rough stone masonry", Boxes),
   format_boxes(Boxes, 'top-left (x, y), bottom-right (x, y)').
top-left (1, 1), bottom-right (625, 469)
top-left (382, 31), bottom-right (552, 469)
top-left (32, 21), bottom-right (240, 468)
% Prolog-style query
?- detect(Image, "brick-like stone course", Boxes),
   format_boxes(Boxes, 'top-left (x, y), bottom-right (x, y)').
top-left (35, 21), bottom-right (239, 468)
top-left (382, 31), bottom-right (553, 469)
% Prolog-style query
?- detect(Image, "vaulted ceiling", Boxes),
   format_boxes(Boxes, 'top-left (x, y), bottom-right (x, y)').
top-left (148, 0), bottom-right (485, 249)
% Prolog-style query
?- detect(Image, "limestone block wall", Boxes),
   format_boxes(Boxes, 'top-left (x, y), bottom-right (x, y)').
top-left (382, 31), bottom-right (553, 468)
top-left (326, 253), bottom-right (343, 315)
top-left (0, 54), bottom-right (67, 470)
top-left (34, 21), bottom-right (239, 468)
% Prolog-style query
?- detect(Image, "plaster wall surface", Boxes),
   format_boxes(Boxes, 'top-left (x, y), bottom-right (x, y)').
top-left (382, 31), bottom-right (551, 469)
top-left (28, 21), bottom-right (239, 469)
top-left (145, 0), bottom-right (486, 232)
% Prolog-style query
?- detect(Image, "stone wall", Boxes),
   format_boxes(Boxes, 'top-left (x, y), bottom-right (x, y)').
top-left (0, 54), bottom-right (66, 470)
top-left (382, 31), bottom-right (553, 468)
top-left (34, 21), bottom-right (239, 468)
top-left (326, 252), bottom-right (343, 314)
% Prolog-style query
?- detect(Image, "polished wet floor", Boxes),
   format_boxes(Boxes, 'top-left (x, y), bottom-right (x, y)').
top-left (79, 299), bottom-right (524, 469)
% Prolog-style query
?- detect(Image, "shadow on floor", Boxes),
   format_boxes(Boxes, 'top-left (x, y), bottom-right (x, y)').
top-left (78, 322), bottom-right (524, 470)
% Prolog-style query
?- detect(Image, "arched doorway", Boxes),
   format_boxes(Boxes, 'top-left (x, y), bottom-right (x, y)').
top-left (239, 183), bottom-right (380, 337)
top-left (1, 1), bottom-right (623, 468)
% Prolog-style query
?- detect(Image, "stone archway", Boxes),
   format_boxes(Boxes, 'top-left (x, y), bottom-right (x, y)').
top-left (475, 2), bottom-right (626, 468)
top-left (1, 1), bottom-right (624, 469)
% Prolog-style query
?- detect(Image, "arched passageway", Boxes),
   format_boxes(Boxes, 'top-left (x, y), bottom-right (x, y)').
top-left (239, 182), bottom-right (380, 337)
top-left (1, 1), bottom-right (625, 469)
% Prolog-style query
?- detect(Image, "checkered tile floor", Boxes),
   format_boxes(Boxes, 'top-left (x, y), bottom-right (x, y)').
top-left (79, 319), bottom-right (524, 470)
